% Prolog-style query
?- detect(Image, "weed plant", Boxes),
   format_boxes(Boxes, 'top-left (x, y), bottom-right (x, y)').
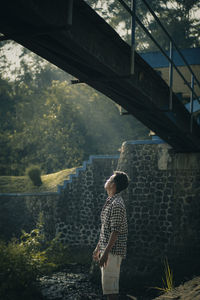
top-left (153, 257), bottom-right (174, 294)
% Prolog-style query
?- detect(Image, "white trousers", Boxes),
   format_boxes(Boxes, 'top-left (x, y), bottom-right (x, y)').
top-left (100, 253), bottom-right (122, 295)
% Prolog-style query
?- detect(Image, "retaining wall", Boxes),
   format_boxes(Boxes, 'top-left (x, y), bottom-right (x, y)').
top-left (0, 155), bottom-right (119, 242)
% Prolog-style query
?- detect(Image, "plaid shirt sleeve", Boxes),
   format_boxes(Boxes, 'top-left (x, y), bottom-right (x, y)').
top-left (110, 203), bottom-right (124, 233)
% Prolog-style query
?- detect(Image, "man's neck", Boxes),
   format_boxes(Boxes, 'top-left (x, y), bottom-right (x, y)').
top-left (107, 191), bottom-right (116, 197)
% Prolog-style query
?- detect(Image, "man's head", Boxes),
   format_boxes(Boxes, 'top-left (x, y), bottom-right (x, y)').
top-left (104, 171), bottom-right (129, 195)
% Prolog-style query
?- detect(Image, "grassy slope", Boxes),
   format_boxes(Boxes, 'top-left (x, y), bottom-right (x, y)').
top-left (0, 167), bottom-right (77, 193)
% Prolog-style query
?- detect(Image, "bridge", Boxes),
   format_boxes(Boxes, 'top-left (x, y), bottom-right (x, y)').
top-left (1, 0), bottom-right (200, 152)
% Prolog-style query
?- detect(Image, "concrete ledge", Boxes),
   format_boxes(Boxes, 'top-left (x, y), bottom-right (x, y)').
top-left (0, 192), bottom-right (58, 197)
top-left (122, 139), bottom-right (166, 146)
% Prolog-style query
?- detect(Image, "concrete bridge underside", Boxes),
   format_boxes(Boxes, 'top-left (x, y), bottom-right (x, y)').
top-left (1, 0), bottom-right (200, 152)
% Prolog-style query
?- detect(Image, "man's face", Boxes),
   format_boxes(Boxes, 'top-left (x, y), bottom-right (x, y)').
top-left (104, 174), bottom-right (115, 191)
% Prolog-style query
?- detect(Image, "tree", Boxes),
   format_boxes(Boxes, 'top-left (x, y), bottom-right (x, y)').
top-left (0, 28), bottom-right (149, 176)
top-left (0, 68), bottom-right (148, 176)
top-left (6, 80), bottom-right (85, 175)
top-left (86, 0), bottom-right (200, 50)
top-left (144, 0), bottom-right (200, 51)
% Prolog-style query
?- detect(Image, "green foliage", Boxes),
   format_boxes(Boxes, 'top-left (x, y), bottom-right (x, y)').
top-left (143, 0), bottom-right (200, 51)
top-left (44, 234), bottom-right (70, 268)
top-left (0, 234), bottom-right (45, 299)
top-left (0, 239), bottom-right (42, 300)
top-left (20, 213), bottom-right (70, 270)
top-left (87, 0), bottom-right (200, 51)
top-left (26, 165), bottom-right (42, 186)
top-left (0, 214), bottom-right (69, 300)
top-left (0, 65), bottom-right (148, 176)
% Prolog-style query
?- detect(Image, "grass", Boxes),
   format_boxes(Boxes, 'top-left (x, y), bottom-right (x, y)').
top-left (153, 258), bottom-right (174, 294)
top-left (0, 167), bottom-right (78, 193)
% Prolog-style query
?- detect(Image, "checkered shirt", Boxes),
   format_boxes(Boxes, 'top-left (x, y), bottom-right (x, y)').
top-left (99, 194), bottom-right (128, 258)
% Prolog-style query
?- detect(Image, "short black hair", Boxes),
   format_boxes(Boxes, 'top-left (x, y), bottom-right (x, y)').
top-left (113, 171), bottom-right (129, 193)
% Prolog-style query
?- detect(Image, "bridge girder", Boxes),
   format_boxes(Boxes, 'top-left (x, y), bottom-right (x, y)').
top-left (1, 0), bottom-right (200, 152)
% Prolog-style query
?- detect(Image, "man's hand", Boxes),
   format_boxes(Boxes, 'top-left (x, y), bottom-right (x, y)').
top-left (93, 246), bottom-right (100, 262)
top-left (99, 249), bottom-right (109, 267)
top-left (99, 231), bottom-right (119, 267)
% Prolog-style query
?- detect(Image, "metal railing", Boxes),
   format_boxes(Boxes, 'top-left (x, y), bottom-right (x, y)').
top-left (117, 0), bottom-right (200, 131)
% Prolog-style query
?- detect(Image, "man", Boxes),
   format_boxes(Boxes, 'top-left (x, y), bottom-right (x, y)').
top-left (93, 171), bottom-right (129, 300)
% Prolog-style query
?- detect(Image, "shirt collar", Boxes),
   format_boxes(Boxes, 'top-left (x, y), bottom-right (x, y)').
top-left (107, 193), bottom-right (119, 203)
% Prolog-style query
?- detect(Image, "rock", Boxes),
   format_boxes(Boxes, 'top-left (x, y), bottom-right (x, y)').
top-left (38, 264), bottom-right (103, 300)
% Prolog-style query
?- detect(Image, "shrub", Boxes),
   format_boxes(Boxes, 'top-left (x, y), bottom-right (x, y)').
top-left (26, 165), bottom-right (42, 186)
top-left (0, 239), bottom-right (43, 300)
top-left (0, 214), bottom-right (68, 299)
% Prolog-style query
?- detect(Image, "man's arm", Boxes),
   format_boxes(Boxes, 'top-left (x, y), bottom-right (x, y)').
top-left (99, 231), bottom-right (118, 267)
top-left (93, 241), bottom-right (100, 261)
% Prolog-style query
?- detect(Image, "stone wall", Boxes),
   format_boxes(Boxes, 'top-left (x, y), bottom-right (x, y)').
top-left (117, 140), bottom-right (200, 284)
top-left (55, 156), bottom-right (119, 246)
